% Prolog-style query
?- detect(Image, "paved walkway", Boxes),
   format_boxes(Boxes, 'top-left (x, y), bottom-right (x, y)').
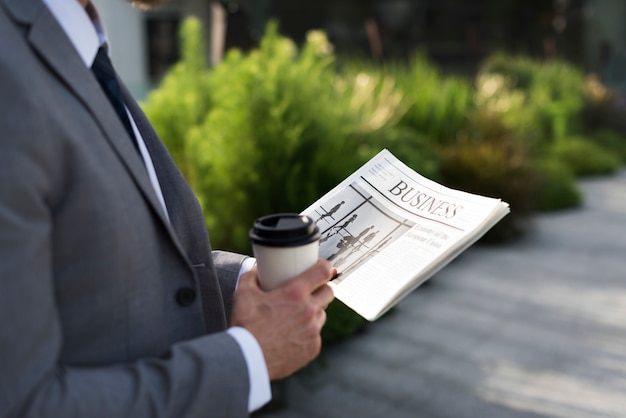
top-left (259, 169), bottom-right (626, 418)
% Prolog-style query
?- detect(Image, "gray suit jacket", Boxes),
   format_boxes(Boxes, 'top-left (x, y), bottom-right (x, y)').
top-left (0, 0), bottom-right (251, 416)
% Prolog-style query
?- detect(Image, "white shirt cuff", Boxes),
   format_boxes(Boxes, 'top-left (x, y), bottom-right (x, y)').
top-left (236, 256), bottom-right (256, 290)
top-left (237, 257), bottom-right (257, 282)
top-left (227, 326), bottom-right (271, 412)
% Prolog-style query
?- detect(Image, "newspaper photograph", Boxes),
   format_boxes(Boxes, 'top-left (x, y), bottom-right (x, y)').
top-left (302, 149), bottom-right (510, 321)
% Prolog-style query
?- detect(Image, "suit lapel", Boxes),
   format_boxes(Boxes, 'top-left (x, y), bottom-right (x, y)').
top-left (1, 0), bottom-right (172, 235)
top-left (123, 89), bottom-right (228, 329)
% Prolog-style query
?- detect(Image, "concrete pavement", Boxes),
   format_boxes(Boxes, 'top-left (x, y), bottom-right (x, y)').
top-left (258, 169), bottom-right (626, 418)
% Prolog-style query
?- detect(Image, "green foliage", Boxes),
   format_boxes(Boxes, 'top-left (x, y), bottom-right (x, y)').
top-left (587, 129), bottom-right (626, 163)
top-left (473, 72), bottom-right (543, 146)
top-left (188, 24), bottom-right (353, 251)
top-left (394, 53), bottom-right (473, 146)
top-left (530, 61), bottom-right (586, 140)
top-left (439, 111), bottom-right (538, 242)
top-left (144, 21), bottom-right (418, 253)
top-left (481, 52), bottom-right (536, 90)
top-left (479, 53), bottom-right (586, 144)
top-left (551, 136), bottom-right (621, 176)
top-left (533, 158), bottom-right (582, 211)
top-left (334, 61), bottom-right (441, 180)
top-left (469, 51), bottom-right (595, 217)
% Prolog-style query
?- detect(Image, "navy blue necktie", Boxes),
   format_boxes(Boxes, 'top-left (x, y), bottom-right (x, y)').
top-left (91, 46), bottom-right (140, 153)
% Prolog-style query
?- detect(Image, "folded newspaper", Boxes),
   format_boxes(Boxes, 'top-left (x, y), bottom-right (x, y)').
top-left (301, 149), bottom-right (510, 321)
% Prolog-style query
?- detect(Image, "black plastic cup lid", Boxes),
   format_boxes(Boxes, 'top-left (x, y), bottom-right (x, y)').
top-left (249, 213), bottom-right (320, 247)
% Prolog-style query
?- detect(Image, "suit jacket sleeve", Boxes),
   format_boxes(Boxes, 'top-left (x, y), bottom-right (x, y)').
top-left (212, 250), bottom-right (248, 317)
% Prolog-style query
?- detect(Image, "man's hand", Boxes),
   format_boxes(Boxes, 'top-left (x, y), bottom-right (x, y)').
top-left (230, 259), bottom-right (335, 380)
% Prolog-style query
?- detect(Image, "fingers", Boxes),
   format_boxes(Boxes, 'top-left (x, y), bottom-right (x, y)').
top-left (239, 258), bottom-right (334, 313)
top-left (292, 259), bottom-right (333, 292)
top-left (232, 258), bottom-right (334, 380)
top-left (312, 282), bottom-right (334, 310)
top-left (316, 307), bottom-right (328, 328)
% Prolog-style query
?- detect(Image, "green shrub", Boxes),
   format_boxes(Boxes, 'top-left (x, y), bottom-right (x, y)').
top-left (395, 53), bottom-right (473, 145)
top-left (333, 63), bottom-right (440, 180)
top-left (480, 52), bottom-right (536, 90)
top-left (530, 61), bottom-right (586, 141)
top-left (186, 24), bottom-right (360, 252)
top-left (479, 53), bottom-right (586, 146)
top-left (587, 129), bottom-right (626, 163)
top-left (533, 158), bottom-right (582, 211)
top-left (185, 23), bottom-right (419, 252)
top-left (439, 111), bottom-right (538, 242)
top-left (552, 136), bottom-right (621, 176)
top-left (473, 72), bottom-right (544, 151)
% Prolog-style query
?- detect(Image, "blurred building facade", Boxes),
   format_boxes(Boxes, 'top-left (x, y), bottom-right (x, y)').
top-left (95, 0), bottom-right (626, 99)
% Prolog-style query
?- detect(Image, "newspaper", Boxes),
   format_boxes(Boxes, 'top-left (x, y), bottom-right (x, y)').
top-left (301, 149), bottom-right (510, 321)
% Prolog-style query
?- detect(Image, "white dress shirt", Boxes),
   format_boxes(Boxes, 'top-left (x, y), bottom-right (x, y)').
top-left (41, 0), bottom-right (270, 412)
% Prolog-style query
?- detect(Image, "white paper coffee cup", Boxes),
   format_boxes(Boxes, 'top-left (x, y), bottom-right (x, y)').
top-left (249, 213), bottom-right (321, 290)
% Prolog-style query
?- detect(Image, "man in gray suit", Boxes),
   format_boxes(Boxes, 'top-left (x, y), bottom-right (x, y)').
top-left (0, 0), bottom-right (335, 416)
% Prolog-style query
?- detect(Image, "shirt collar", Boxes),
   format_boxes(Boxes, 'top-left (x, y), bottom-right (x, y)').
top-left (41, 0), bottom-right (104, 67)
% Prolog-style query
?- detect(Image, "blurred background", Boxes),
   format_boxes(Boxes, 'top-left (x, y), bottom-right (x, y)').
top-left (89, 3), bottom-right (626, 416)
top-left (94, 0), bottom-right (623, 99)
top-left (90, 0), bottom-right (626, 339)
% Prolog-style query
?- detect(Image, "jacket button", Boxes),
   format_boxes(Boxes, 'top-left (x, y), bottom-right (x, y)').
top-left (176, 288), bottom-right (196, 307)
